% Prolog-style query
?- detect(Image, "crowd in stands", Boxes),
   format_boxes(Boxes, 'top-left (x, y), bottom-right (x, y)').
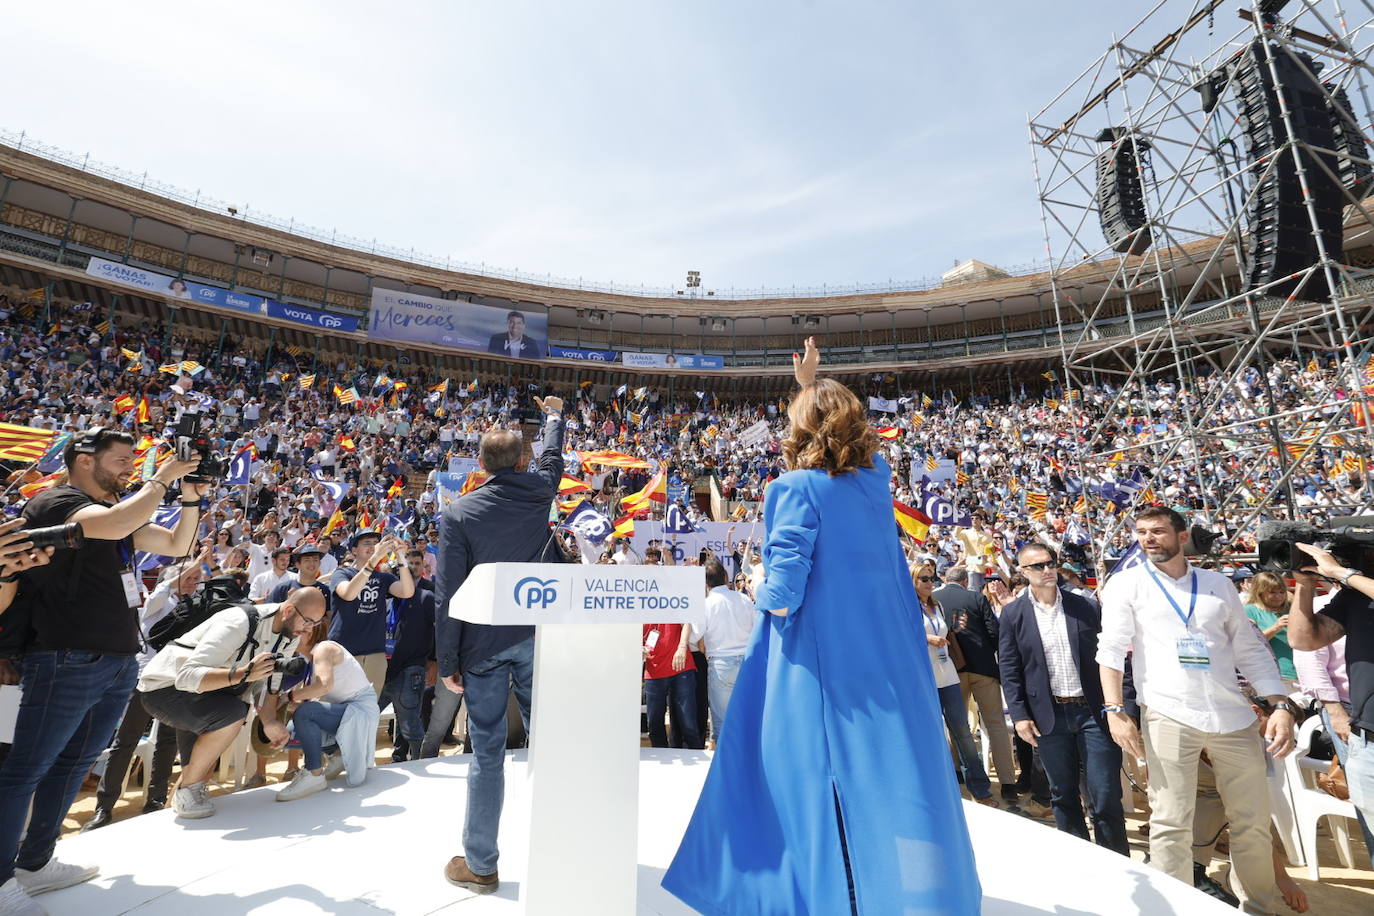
top-left (0, 289), bottom-right (1370, 912)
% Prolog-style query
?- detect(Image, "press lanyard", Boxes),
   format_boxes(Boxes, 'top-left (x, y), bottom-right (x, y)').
top-left (1146, 564), bottom-right (1197, 629)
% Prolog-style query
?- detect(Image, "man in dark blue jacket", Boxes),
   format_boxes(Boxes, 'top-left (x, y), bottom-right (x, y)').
top-left (379, 548), bottom-right (435, 763)
top-left (998, 542), bottom-right (1129, 855)
top-left (436, 395), bottom-right (565, 895)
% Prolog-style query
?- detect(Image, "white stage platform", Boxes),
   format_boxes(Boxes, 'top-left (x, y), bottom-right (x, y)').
top-left (41, 749), bottom-right (1231, 915)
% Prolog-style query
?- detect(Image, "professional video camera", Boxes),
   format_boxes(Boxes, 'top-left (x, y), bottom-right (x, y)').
top-left (174, 412), bottom-right (228, 484)
top-left (1256, 515), bottom-right (1374, 578)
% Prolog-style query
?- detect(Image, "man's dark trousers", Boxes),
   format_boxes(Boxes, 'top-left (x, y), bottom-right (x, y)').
top-left (1035, 701), bottom-right (1129, 855)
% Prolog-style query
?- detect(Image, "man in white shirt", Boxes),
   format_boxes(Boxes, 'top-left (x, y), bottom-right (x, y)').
top-left (689, 559), bottom-right (756, 746)
top-left (1097, 507), bottom-right (1294, 913)
top-left (245, 530), bottom-right (283, 582)
top-left (249, 547), bottom-right (296, 601)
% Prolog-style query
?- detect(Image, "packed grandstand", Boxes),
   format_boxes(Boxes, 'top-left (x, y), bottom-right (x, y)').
top-left (0, 138), bottom-right (1369, 581)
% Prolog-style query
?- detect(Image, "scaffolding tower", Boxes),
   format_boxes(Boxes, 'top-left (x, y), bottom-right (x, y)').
top-left (1031, 0), bottom-right (1374, 553)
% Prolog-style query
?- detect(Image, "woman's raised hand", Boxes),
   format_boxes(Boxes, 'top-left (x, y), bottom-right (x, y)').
top-left (792, 337), bottom-right (820, 387)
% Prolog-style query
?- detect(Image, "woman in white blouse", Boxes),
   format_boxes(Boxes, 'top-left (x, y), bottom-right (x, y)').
top-left (912, 561), bottom-right (999, 807)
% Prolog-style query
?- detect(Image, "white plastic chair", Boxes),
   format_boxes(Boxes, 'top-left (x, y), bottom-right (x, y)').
top-left (94, 718), bottom-right (158, 794)
top-left (1279, 715), bottom-right (1358, 879)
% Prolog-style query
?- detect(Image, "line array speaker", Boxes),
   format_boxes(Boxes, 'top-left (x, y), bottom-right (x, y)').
top-left (1094, 127), bottom-right (1152, 255)
top-left (1235, 39), bottom-right (1344, 297)
top-left (1324, 82), bottom-right (1372, 199)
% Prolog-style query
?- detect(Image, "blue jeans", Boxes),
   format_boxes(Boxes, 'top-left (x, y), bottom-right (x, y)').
top-left (938, 683), bottom-right (991, 800)
top-left (1034, 702), bottom-right (1129, 854)
top-left (706, 655), bottom-right (742, 742)
top-left (645, 670), bottom-right (702, 749)
top-left (421, 678), bottom-right (463, 758)
top-left (0, 651), bottom-right (137, 883)
top-left (462, 638), bottom-right (534, 876)
top-left (379, 665), bottom-right (426, 750)
top-left (293, 698), bottom-right (346, 772)
top-left (1324, 707), bottom-right (1374, 869)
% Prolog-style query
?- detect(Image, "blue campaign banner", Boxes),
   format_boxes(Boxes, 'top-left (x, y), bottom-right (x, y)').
top-left (550, 346), bottom-right (619, 363)
top-left (267, 300), bottom-right (359, 333)
top-left (369, 288), bottom-right (550, 359)
top-left (87, 256), bottom-right (258, 313)
top-left (621, 351), bottom-right (725, 370)
top-left (87, 256), bottom-right (356, 330)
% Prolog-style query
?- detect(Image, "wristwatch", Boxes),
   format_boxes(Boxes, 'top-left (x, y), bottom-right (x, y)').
top-left (1338, 568), bottom-right (1362, 587)
top-left (1271, 699), bottom-right (1297, 717)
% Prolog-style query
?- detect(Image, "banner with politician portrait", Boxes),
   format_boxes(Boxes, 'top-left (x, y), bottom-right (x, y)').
top-left (368, 288), bottom-right (549, 359)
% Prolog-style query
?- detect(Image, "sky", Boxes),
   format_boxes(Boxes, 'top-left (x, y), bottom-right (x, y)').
top-left (6, 2), bottom-right (1142, 295)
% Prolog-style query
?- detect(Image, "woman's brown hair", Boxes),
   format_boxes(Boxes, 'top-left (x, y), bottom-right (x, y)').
top-left (782, 379), bottom-right (879, 476)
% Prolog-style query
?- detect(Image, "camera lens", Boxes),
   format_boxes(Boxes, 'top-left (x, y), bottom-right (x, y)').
top-left (23, 522), bottom-right (85, 552)
top-left (273, 654), bottom-right (307, 677)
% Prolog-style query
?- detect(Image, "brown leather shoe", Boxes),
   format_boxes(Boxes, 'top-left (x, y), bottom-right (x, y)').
top-left (445, 856), bottom-right (499, 894)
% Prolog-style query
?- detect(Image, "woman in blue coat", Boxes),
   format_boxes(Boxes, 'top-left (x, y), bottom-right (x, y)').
top-left (663, 340), bottom-right (981, 915)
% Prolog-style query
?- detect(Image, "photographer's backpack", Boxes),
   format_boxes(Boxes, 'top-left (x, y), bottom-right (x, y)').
top-left (146, 575), bottom-right (259, 654)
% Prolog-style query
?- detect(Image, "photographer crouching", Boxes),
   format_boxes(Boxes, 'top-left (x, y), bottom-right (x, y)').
top-left (135, 586), bottom-right (327, 820)
top-left (0, 428), bottom-right (204, 914)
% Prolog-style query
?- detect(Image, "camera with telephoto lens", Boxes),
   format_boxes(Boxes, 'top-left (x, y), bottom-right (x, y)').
top-left (272, 653), bottom-right (307, 677)
top-left (1255, 515), bottom-right (1374, 578)
top-left (174, 412), bottom-right (228, 484)
top-left (21, 522), bottom-right (85, 552)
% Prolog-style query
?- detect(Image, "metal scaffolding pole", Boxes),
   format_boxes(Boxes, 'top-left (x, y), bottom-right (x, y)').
top-left (1030, 0), bottom-right (1374, 563)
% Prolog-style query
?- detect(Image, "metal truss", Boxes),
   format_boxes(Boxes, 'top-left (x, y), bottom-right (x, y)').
top-left (1030, 0), bottom-right (1374, 548)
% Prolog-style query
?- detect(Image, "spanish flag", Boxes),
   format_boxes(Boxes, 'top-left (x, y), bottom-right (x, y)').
top-left (113, 395), bottom-right (135, 415)
top-left (337, 434), bottom-right (357, 453)
top-left (387, 476), bottom-right (406, 498)
top-left (559, 475), bottom-right (592, 494)
top-left (136, 398), bottom-right (151, 424)
top-left (19, 470), bottom-right (65, 499)
top-left (323, 507), bottom-right (347, 536)
top-left (876, 426), bottom-right (900, 440)
top-left (611, 515), bottom-right (635, 538)
top-left (892, 499), bottom-right (931, 543)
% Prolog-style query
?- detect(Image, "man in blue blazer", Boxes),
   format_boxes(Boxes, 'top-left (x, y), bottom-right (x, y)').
top-left (435, 395), bottom-right (566, 894)
top-left (998, 542), bottom-right (1129, 855)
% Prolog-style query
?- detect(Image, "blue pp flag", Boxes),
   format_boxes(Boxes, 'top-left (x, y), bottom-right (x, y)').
top-left (563, 501), bottom-right (614, 546)
top-left (225, 446), bottom-right (254, 486)
top-left (663, 503), bottom-right (698, 534)
top-left (1107, 541), bottom-right (1146, 579)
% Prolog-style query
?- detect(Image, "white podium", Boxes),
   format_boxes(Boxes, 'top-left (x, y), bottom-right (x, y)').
top-left (450, 562), bottom-right (703, 915)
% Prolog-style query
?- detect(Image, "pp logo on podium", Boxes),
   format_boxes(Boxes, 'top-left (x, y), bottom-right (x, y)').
top-left (514, 577), bottom-right (560, 610)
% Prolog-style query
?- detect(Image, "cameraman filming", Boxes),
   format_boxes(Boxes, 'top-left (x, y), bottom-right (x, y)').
top-left (1288, 543), bottom-right (1374, 868)
top-left (0, 427), bottom-right (204, 912)
top-left (135, 587), bottom-right (327, 821)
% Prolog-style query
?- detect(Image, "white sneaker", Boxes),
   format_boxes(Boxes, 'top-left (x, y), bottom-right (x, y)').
top-left (275, 769), bottom-right (327, 802)
top-left (323, 754), bottom-right (346, 781)
top-left (15, 858), bottom-right (98, 895)
top-left (173, 782), bottom-right (215, 819)
top-left (0, 878), bottom-right (45, 915)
